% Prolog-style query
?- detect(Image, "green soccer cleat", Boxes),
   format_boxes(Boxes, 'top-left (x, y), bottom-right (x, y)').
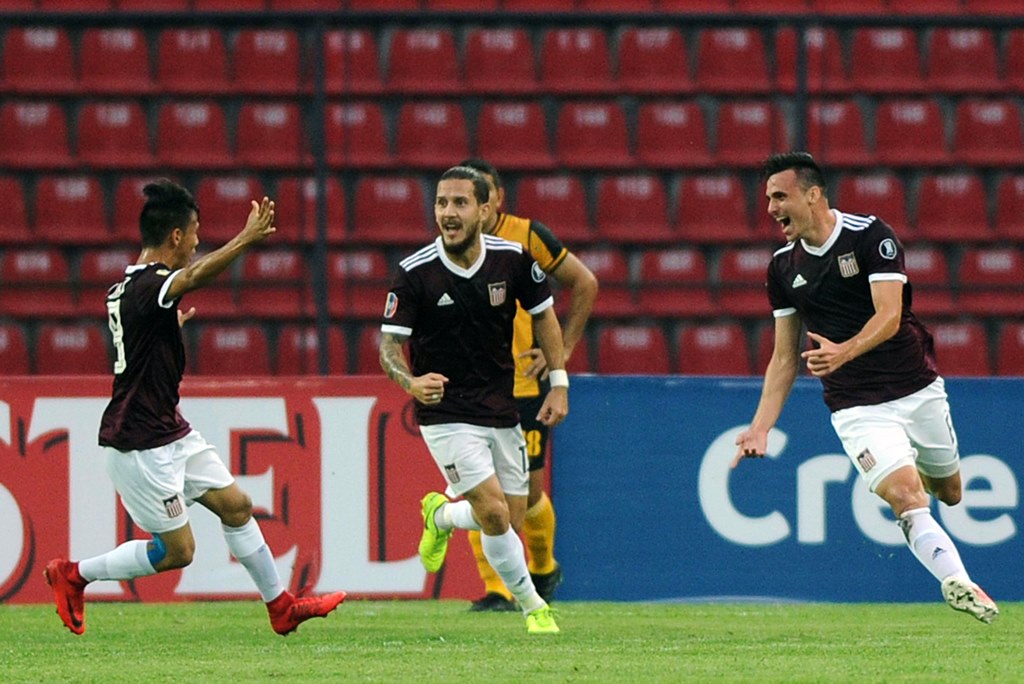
top-left (526, 605), bottom-right (560, 634)
top-left (418, 492), bottom-right (452, 573)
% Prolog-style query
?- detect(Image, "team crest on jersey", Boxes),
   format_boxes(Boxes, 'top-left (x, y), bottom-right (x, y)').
top-left (856, 449), bottom-right (876, 473)
top-left (383, 292), bottom-right (398, 318)
top-left (531, 262), bottom-right (547, 283)
top-left (837, 252), bottom-right (860, 278)
top-left (878, 238), bottom-right (897, 260)
top-left (163, 495), bottom-right (184, 518)
top-left (488, 281), bottom-right (507, 306)
top-left (444, 463), bottom-right (461, 484)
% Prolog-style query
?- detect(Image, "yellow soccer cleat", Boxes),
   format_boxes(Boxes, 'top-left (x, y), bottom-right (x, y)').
top-left (418, 492), bottom-right (452, 573)
top-left (526, 605), bottom-right (560, 634)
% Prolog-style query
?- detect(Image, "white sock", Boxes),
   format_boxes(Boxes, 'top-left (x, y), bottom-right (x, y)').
top-left (78, 540), bottom-right (156, 582)
top-left (481, 528), bottom-right (545, 614)
top-left (438, 500), bottom-right (481, 531)
top-left (223, 519), bottom-right (285, 602)
top-left (898, 507), bottom-right (969, 583)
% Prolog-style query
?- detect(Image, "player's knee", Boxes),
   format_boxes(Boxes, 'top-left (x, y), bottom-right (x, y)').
top-left (218, 493), bottom-right (254, 528)
top-left (159, 538), bottom-right (195, 570)
top-left (934, 487), bottom-right (962, 507)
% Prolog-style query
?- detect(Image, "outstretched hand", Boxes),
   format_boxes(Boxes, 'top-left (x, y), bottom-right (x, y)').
top-left (732, 427), bottom-right (768, 469)
top-left (241, 197), bottom-right (277, 244)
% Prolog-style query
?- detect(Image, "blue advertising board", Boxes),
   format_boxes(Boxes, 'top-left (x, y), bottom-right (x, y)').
top-left (553, 377), bottom-right (1021, 602)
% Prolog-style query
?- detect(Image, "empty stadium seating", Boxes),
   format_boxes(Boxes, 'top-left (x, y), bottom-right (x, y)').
top-left (929, 321), bottom-right (992, 376)
top-left (1, 27), bottom-right (76, 94)
top-left (233, 29), bottom-right (301, 94)
top-left (635, 248), bottom-right (715, 317)
top-left (714, 101), bottom-right (787, 167)
top-left (79, 28), bottom-right (153, 94)
top-left (635, 102), bottom-right (712, 168)
top-left (33, 175), bottom-right (111, 245)
top-left (0, 101), bottom-right (71, 168)
top-left (512, 175), bottom-right (595, 244)
top-left (675, 174), bottom-right (754, 243)
top-left (555, 101), bottom-right (632, 168)
top-left (194, 175), bottom-right (267, 244)
top-left (474, 102), bottom-right (555, 170)
top-left (617, 27), bottom-right (692, 94)
top-left (695, 27), bottom-right (769, 94)
top-left (157, 28), bottom-right (230, 94)
top-left (275, 325), bottom-right (348, 375)
top-left (0, 248), bottom-right (75, 317)
top-left (957, 247), bottom-right (1024, 315)
top-left (155, 101), bottom-right (232, 168)
top-left (238, 248), bottom-right (312, 318)
top-left (835, 173), bottom-right (910, 235)
top-left (351, 176), bottom-right (430, 245)
top-left (35, 323), bottom-right (110, 376)
top-left (596, 324), bottom-right (671, 374)
top-left (952, 99), bottom-right (1024, 167)
top-left (850, 28), bottom-right (924, 93)
top-left (995, 323), bottom-right (1024, 376)
top-left (994, 175), bottom-right (1024, 240)
top-left (774, 27), bottom-right (850, 95)
top-left (676, 323), bottom-right (752, 375)
top-left (914, 173), bottom-right (991, 242)
top-left (0, 176), bottom-right (31, 244)
top-left (925, 28), bottom-right (1001, 93)
top-left (321, 29), bottom-right (382, 95)
top-left (903, 245), bottom-right (955, 317)
top-left (394, 102), bottom-right (469, 168)
top-left (274, 176), bottom-right (348, 244)
top-left (716, 246), bottom-right (774, 317)
top-left (874, 99), bottom-right (950, 166)
top-left (193, 324), bottom-right (271, 376)
top-left (595, 175), bottom-right (672, 243)
top-left (540, 28), bottom-right (614, 93)
top-left (464, 28), bottom-right (537, 94)
top-left (324, 101), bottom-right (391, 168)
top-left (235, 102), bottom-right (305, 168)
top-left (0, 323), bottom-right (30, 375)
top-left (386, 28), bottom-right (461, 94)
top-left (77, 101), bottom-right (155, 168)
top-left (805, 99), bottom-right (871, 167)
top-left (574, 247), bottom-right (634, 318)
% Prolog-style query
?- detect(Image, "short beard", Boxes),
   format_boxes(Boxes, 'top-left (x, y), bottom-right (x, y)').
top-left (442, 222), bottom-right (480, 257)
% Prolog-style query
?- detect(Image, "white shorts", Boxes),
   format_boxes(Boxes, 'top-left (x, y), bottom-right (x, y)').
top-left (419, 423), bottom-right (528, 497)
top-left (104, 430), bottom-right (235, 534)
top-left (831, 377), bottom-right (960, 492)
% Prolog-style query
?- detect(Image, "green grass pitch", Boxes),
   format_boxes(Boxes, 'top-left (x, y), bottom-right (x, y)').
top-left (2, 600), bottom-right (1021, 683)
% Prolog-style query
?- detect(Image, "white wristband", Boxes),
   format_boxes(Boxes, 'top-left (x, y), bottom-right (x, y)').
top-left (548, 369), bottom-right (569, 389)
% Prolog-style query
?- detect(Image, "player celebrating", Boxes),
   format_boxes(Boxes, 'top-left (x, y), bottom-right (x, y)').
top-left (458, 159), bottom-right (598, 611)
top-left (44, 179), bottom-right (346, 636)
top-left (379, 165), bottom-right (568, 634)
top-left (734, 152), bottom-right (998, 623)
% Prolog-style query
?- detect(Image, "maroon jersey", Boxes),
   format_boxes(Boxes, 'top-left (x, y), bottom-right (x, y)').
top-left (382, 235), bottom-right (554, 428)
top-left (766, 210), bottom-right (938, 411)
top-left (98, 263), bottom-right (191, 450)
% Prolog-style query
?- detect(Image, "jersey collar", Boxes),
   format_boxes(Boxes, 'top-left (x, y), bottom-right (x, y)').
top-left (801, 209), bottom-right (845, 257)
top-left (435, 234), bottom-right (487, 278)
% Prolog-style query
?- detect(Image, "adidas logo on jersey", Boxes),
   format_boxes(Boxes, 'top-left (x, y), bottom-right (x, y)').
top-left (792, 274), bottom-right (808, 288)
top-left (437, 293), bottom-right (454, 306)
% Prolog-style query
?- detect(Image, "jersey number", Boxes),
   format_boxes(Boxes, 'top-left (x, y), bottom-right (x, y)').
top-left (107, 281), bottom-right (128, 375)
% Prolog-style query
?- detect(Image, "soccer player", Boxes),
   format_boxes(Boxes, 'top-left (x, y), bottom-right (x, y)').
top-left (733, 152), bottom-right (998, 623)
top-left (458, 159), bottom-right (597, 611)
top-left (379, 165), bottom-right (567, 634)
top-left (44, 179), bottom-right (346, 636)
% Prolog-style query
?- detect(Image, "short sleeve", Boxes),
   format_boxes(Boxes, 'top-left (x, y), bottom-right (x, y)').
top-left (381, 268), bottom-right (418, 335)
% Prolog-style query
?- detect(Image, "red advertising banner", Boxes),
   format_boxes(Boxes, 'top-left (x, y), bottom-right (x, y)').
top-left (0, 376), bottom-right (482, 604)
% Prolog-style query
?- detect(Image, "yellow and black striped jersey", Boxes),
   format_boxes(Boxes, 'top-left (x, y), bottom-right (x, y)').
top-left (488, 212), bottom-right (568, 398)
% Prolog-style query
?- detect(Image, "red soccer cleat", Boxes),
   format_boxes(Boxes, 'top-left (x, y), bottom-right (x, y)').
top-left (44, 559), bottom-right (88, 635)
top-left (267, 589), bottom-right (347, 636)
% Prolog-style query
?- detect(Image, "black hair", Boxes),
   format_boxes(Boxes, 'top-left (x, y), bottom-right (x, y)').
top-left (139, 179), bottom-right (199, 247)
top-left (761, 152), bottom-right (828, 193)
top-left (439, 166), bottom-right (491, 206)
top-left (459, 158), bottom-right (504, 192)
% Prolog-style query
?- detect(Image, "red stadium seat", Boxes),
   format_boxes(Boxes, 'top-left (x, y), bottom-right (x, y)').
top-left (715, 101), bottom-right (787, 168)
top-left (850, 28), bottom-right (924, 94)
top-left (914, 173), bottom-right (991, 242)
top-left (395, 102), bottom-right (469, 169)
top-left (889, 0), bottom-right (960, 12)
top-left (925, 29), bottom-right (1001, 94)
top-left (233, 29), bottom-right (301, 94)
top-left (952, 99), bottom-right (1024, 167)
top-left (675, 174), bottom-right (754, 244)
top-left (1006, 30), bottom-right (1024, 93)
top-left (270, 0), bottom-right (342, 7)
top-left (77, 102), bottom-right (155, 169)
top-left (194, 176), bottom-right (267, 245)
top-left (193, 324), bottom-right (271, 376)
top-left (595, 175), bottom-right (672, 244)
top-left (354, 324), bottom-right (384, 375)
top-left (324, 101), bottom-right (390, 168)
top-left (635, 102), bottom-right (712, 169)
top-left (235, 102), bottom-right (305, 168)
top-left (617, 27), bottom-right (691, 95)
top-left (274, 176), bottom-right (348, 244)
top-left (351, 176), bottom-right (430, 245)
top-left (874, 99), bottom-right (950, 167)
top-left (35, 324), bottom-right (110, 376)
top-left (0, 248), bottom-right (75, 317)
top-left (635, 248), bottom-right (714, 317)
top-left (963, 0), bottom-right (1021, 14)
top-left (0, 101), bottom-right (71, 168)
top-left (238, 248), bottom-right (312, 319)
top-left (1, 27), bottom-right (76, 94)
top-left (930, 321), bottom-right (992, 377)
top-left (775, 27), bottom-right (850, 95)
top-left (512, 175), bottom-right (595, 245)
top-left (903, 245), bottom-right (955, 318)
top-left (156, 101), bottom-right (232, 168)
top-left (326, 249), bottom-right (392, 319)
top-left (321, 29), bottom-right (382, 95)
top-left (993, 174), bottom-right (1024, 240)
top-left (79, 28), bottom-right (153, 94)
top-left (78, 247), bottom-right (135, 318)
top-left (349, 0), bottom-right (418, 7)
top-left (275, 325), bottom-right (348, 375)
top-left (835, 173), bottom-right (910, 236)
top-left (695, 28), bottom-right (770, 94)
top-left (805, 99), bottom-right (871, 167)
top-left (464, 28), bottom-right (537, 95)
top-left (540, 28), bottom-right (613, 94)
top-left (574, 248), bottom-right (634, 318)
top-left (386, 29), bottom-right (461, 95)
top-left (734, 0), bottom-right (807, 9)
top-left (34, 176), bottom-right (111, 245)
top-left (156, 28), bottom-right (229, 94)
top-left (995, 322), bottom-right (1024, 376)
top-left (474, 102), bottom-right (554, 170)
top-left (811, 0), bottom-right (885, 11)
top-left (596, 325), bottom-right (670, 375)
top-left (554, 101), bottom-right (632, 169)
top-left (957, 247), bottom-right (1024, 316)
top-left (658, 0), bottom-right (730, 9)
top-left (0, 177), bottom-right (31, 244)
top-left (577, 0), bottom-right (654, 8)
top-left (676, 323), bottom-right (751, 376)
top-left (192, 0), bottom-right (264, 8)
top-left (118, 0), bottom-right (190, 8)
top-left (716, 247), bottom-right (773, 317)
top-left (502, 0), bottom-right (574, 8)
top-left (427, 0), bottom-right (499, 8)
top-left (0, 323), bottom-right (30, 375)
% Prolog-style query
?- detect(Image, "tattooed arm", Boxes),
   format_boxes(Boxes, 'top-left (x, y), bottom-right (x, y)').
top-left (379, 331), bottom-right (448, 405)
